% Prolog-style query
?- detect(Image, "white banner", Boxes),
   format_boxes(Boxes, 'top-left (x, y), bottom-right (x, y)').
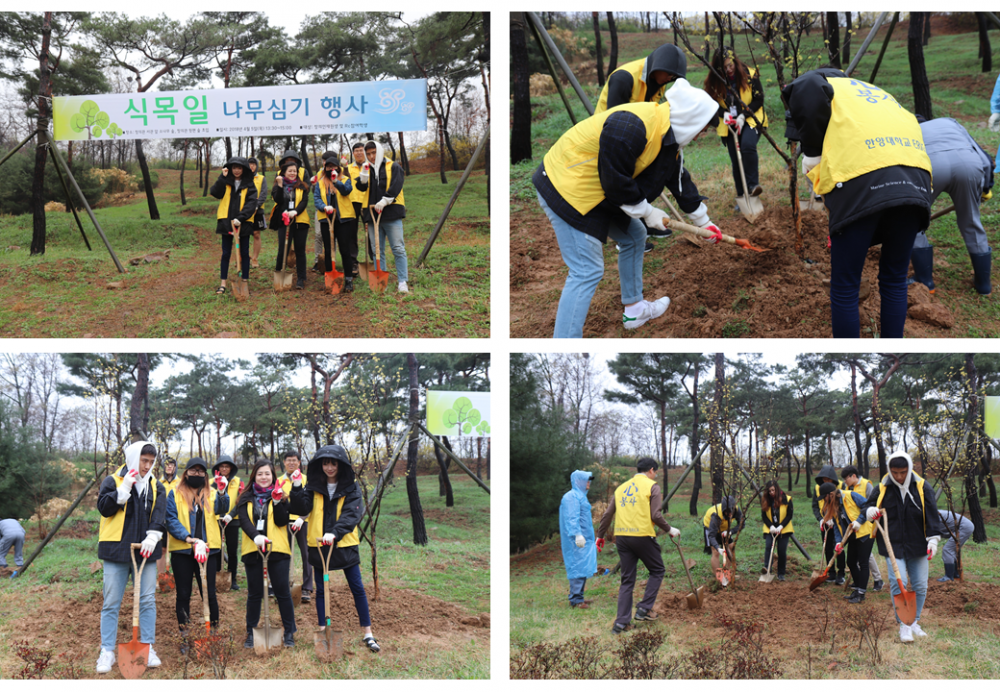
top-left (52, 79), bottom-right (427, 141)
top-left (426, 391), bottom-right (491, 437)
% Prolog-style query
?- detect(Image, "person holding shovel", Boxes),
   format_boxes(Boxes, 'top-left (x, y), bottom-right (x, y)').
top-left (831, 471), bottom-right (877, 603)
top-left (782, 68), bottom-right (933, 338)
top-left (314, 152), bottom-right (357, 293)
top-left (210, 156), bottom-right (258, 296)
top-left (247, 157), bottom-right (267, 268)
top-left (533, 78), bottom-right (722, 338)
top-left (703, 495), bottom-right (742, 583)
top-left (95, 441), bottom-right (166, 674)
top-left (277, 450), bottom-right (313, 603)
top-left (235, 460), bottom-right (297, 648)
top-left (348, 142), bottom-right (368, 278)
top-left (863, 451), bottom-right (945, 642)
top-left (760, 481), bottom-right (793, 582)
top-left (214, 456), bottom-right (243, 592)
top-left (559, 470), bottom-right (597, 608)
top-left (704, 47), bottom-right (767, 205)
top-left (841, 466), bottom-right (884, 592)
top-left (936, 509), bottom-right (974, 582)
top-left (596, 458), bottom-right (679, 634)
top-left (269, 150), bottom-right (312, 291)
top-left (164, 457), bottom-right (230, 650)
top-left (288, 445), bottom-right (380, 653)
top-left (812, 464), bottom-right (846, 585)
top-left (156, 458), bottom-right (180, 584)
top-left (355, 140), bottom-right (409, 294)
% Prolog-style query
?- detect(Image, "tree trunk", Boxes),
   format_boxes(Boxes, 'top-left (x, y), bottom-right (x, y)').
top-left (397, 132), bottom-right (410, 175)
top-left (923, 12), bottom-right (931, 46)
top-left (225, 136), bottom-right (232, 161)
top-left (128, 354), bottom-right (150, 442)
top-left (844, 12), bottom-right (853, 64)
top-left (978, 13), bottom-right (992, 73)
top-left (135, 140), bottom-right (159, 220)
top-left (510, 13), bottom-right (532, 164)
top-left (592, 13), bottom-right (605, 87)
top-left (179, 140), bottom-right (188, 206)
top-left (851, 363), bottom-right (865, 476)
top-left (405, 354), bottom-right (428, 545)
top-left (30, 12), bottom-right (53, 256)
top-left (607, 12), bottom-right (619, 72)
top-left (908, 12), bottom-right (934, 120)
top-left (433, 435), bottom-right (454, 506)
top-left (827, 12), bottom-right (841, 68)
top-left (689, 366), bottom-right (701, 516)
top-left (202, 140), bottom-right (211, 197)
top-left (443, 128), bottom-right (459, 170)
top-left (964, 354), bottom-right (988, 542)
top-left (710, 353), bottom-right (725, 503)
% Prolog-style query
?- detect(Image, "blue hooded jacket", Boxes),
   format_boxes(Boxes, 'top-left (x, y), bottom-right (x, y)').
top-left (559, 470), bottom-right (597, 579)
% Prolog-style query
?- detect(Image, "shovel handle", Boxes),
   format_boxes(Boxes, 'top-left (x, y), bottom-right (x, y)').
top-left (670, 536), bottom-right (699, 596)
top-left (879, 510), bottom-right (906, 585)
top-left (665, 218), bottom-right (739, 246)
top-left (129, 543), bottom-right (147, 628)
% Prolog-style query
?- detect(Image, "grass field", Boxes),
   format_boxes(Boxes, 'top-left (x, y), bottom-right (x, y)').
top-left (510, 465), bottom-right (1000, 679)
top-left (0, 474), bottom-right (490, 679)
top-left (0, 167), bottom-right (490, 338)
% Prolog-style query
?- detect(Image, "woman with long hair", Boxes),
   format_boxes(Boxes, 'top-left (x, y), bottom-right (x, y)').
top-left (704, 47), bottom-right (767, 203)
top-left (314, 151), bottom-right (358, 292)
top-left (269, 150), bottom-right (312, 290)
top-left (760, 480), bottom-right (794, 581)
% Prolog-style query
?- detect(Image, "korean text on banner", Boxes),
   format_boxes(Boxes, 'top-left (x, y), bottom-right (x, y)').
top-left (426, 391), bottom-right (491, 437)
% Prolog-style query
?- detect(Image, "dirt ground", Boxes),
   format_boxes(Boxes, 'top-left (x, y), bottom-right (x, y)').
top-left (511, 206), bottom-right (972, 338)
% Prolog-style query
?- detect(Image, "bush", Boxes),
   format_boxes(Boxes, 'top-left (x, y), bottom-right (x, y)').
top-left (123, 161), bottom-right (159, 192)
top-left (0, 151), bottom-right (106, 216)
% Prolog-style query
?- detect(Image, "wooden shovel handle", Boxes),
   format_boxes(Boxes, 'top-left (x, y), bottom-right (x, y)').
top-left (665, 218), bottom-right (739, 246)
top-left (880, 510), bottom-right (907, 585)
top-left (129, 543), bottom-right (147, 628)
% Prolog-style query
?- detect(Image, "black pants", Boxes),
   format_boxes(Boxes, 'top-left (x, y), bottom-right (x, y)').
top-left (220, 233), bottom-right (251, 280)
top-left (171, 551), bottom-right (219, 627)
top-left (763, 533), bottom-right (790, 576)
top-left (615, 536), bottom-right (665, 628)
top-left (224, 521), bottom-right (241, 577)
top-left (725, 126), bottom-right (760, 196)
top-left (318, 220), bottom-right (357, 275)
top-left (288, 524), bottom-right (314, 593)
top-left (275, 224), bottom-right (309, 280)
top-left (244, 555), bottom-right (296, 634)
top-left (846, 534), bottom-right (874, 591)
top-left (823, 526), bottom-right (846, 577)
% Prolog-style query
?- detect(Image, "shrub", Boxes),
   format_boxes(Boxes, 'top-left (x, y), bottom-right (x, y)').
top-left (0, 151), bottom-right (105, 215)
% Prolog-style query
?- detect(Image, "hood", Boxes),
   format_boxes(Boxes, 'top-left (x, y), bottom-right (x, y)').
top-left (781, 68), bottom-right (846, 141)
top-left (278, 149), bottom-right (303, 172)
top-left (720, 494), bottom-right (735, 515)
top-left (225, 155), bottom-right (249, 171)
top-left (123, 440), bottom-right (157, 496)
top-left (886, 450), bottom-right (915, 497)
top-left (644, 43), bottom-right (687, 83)
top-left (665, 79), bottom-right (719, 147)
top-left (815, 464), bottom-right (838, 486)
top-left (569, 469), bottom-right (592, 495)
top-left (212, 455), bottom-right (236, 477)
top-left (306, 444), bottom-right (356, 493)
top-left (364, 140), bottom-right (385, 181)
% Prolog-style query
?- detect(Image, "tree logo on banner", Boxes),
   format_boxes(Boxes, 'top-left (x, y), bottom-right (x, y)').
top-left (442, 396), bottom-right (488, 436)
top-left (70, 100), bottom-right (123, 139)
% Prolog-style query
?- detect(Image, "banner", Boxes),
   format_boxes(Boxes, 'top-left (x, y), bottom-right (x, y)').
top-left (987, 396), bottom-right (1000, 439)
top-left (53, 79), bottom-right (427, 142)
top-left (426, 391), bottom-right (491, 437)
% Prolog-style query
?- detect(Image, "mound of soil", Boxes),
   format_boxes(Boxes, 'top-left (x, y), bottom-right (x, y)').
top-left (510, 206), bottom-right (956, 338)
top-left (510, 542), bottom-right (563, 573)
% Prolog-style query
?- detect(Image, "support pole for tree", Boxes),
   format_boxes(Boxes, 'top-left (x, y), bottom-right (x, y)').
top-left (869, 12), bottom-right (900, 84)
top-left (661, 441), bottom-right (710, 506)
top-left (985, 12), bottom-right (1000, 31)
top-left (845, 12), bottom-right (888, 77)
top-left (359, 422), bottom-right (414, 537)
top-left (0, 131), bottom-right (37, 170)
top-left (526, 12), bottom-right (594, 115)
top-left (417, 422), bottom-right (491, 493)
top-left (45, 131), bottom-right (125, 273)
top-left (12, 477), bottom-right (99, 578)
top-left (48, 144), bottom-right (92, 251)
top-left (416, 125), bottom-right (490, 266)
top-left (526, 16), bottom-right (578, 125)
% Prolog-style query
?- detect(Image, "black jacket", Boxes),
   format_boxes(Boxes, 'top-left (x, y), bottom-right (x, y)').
top-left (235, 489), bottom-right (291, 565)
top-left (97, 466), bottom-right (166, 564)
top-left (356, 160), bottom-right (406, 223)
top-left (268, 182), bottom-right (310, 231)
top-left (210, 174), bottom-right (258, 236)
top-left (862, 475), bottom-right (944, 561)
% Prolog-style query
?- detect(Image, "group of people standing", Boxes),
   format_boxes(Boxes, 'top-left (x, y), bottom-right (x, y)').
top-left (559, 450), bottom-right (972, 644)
top-left (94, 441), bottom-right (379, 675)
top-left (212, 140), bottom-right (410, 296)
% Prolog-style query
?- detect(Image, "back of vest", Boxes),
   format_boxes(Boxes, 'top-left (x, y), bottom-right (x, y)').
top-left (614, 474), bottom-right (655, 537)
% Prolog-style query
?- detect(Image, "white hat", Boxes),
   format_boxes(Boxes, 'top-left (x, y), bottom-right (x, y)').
top-left (665, 78), bottom-right (719, 148)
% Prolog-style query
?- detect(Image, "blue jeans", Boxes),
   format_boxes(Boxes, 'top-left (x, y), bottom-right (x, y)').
top-left (0, 531), bottom-right (25, 567)
top-left (886, 555), bottom-right (928, 624)
top-left (101, 559), bottom-right (158, 650)
top-left (313, 563), bottom-right (371, 628)
top-left (372, 217), bottom-right (408, 282)
top-left (538, 192), bottom-right (645, 338)
top-left (568, 577), bottom-right (588, 605)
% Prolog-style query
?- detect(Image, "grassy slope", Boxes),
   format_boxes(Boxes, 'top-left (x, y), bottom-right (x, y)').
top-left (510, 468), bottom-right (1000, 679)
top-left (512, 27), bottom-right (1000, 336)
top-left (0, 474), bottom-right (490, 679)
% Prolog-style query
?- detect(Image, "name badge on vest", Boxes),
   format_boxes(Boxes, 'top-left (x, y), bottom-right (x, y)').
top-left (256, 518), bottom-right (265, 532)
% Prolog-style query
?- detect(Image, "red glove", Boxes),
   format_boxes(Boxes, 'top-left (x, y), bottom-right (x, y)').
top-left (596, 538), bottom-right (605, 553)
top-left (703, 224), bottom-right (723, 244)
top-left (310, 175), bottom-right (317, 184)
top-left (834, 542), bottom-right (843, 554)
top-left (282, 212), bottom-right (292, 226)
top-left (214, 472), bottom-right (228, 492)
top-left (271, 485), bottom-right (284, 502)
top-left (238, 481), bottom-right (245, 494)
top-left (289, 469), bottom-right (303, 486)
top-left (330, 169), bottom-right (339, 180)
top-left (362, 163), bottom-right (370, 173)
top-left (826, 235), bottom-right (831, 249)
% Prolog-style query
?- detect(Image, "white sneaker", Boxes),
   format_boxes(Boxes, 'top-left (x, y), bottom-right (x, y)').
top-left (899, 624), bottom-right (914, 643)
top-left (95, 648), bottom-right (115, 674)
top-left (622, 297), bottom-right (671, 330)
top-left (398, 281), bottom-right (408, 293)
top-left (147, 647), bottom-right (161, 668)
top-left (910, 622), bottom-right (927, 637)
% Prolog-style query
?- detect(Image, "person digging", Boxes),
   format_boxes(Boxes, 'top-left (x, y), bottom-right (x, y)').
top-left (936, 509), bottom-right (974, 582)
top-left (559, 470), bottom-right (597, 609)
top-left (841, 465), bottom-right (884, 593)
top-left (813, 463), bottom-right (846, 585)
top-left (596, 458), bottom-right (679, 634)
top-left (760, 481), bottom-right (793, 582)
top-left (703, 495), bottom-right (742, 586)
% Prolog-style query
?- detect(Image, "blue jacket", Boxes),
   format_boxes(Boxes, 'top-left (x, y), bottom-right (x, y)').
top-left (991, 73), bottom-right (1000, 115)
top-left (312, 176), bottom-right (353, 214)
top-left (559, 470), bottom-right (597, 579)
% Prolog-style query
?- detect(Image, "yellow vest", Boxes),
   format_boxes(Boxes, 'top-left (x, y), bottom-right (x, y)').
top-left (362, 159), bottom-right (405, 209)
top-left (348, 162), bottom-right (366, 204)
top-left (220, 475), bottom-right (241, 519)
top-left (162, 477), bottom-right (180, 497)
top-left (703, 503), bottom-right (733, 533)
top-left (305, 490), bottom-right (360, 548)
top-left (762, 498), bottom-right (794, 535)
top-left (277, 474), bottom-right (300, 521)
top-left (815, 478), bottom-right (844, 516)
top-left (544, 102), bottom-right (671, 217)
top-left (876, 473), bottom-right (928, 537)
top-left (216, 182), bottom-right (249, 220)
top-left (99, 466), bottom-right (159, 543)
top-left (269, 167), bottom-right (311, 225)
top-left (315, 177), bottom-right (356, 221)
top-left (715, 66), bottom-right (768, 137)
top-left (167, 488), bottom-right (224, 551)
top-left (595, 58), bottom-right (667, 114)
top-left (239, 498), bottom-right (291, 556)
top-left (613, 473), bottom-right (656, 537)
top-left (807, 77), bottom-right (932, 195)
top-left (839, 477), bottom-right (873, 538)
top-left (249, 174), bottom-right (264, 223)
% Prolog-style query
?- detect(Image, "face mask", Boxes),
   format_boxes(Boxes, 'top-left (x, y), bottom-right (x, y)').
top-left (187, 476), bottom-right (206, 489)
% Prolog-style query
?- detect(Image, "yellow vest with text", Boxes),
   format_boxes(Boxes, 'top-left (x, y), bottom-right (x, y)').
top-left (762, 498), bottom-right (794, 535)
top-left (239, 499), bottom-right (291, 556)
top-left (703, 503), bottom-right (733, 534)
top-left (99, 466), bottom-right (159, 543)
top-left (595, 58), bottom-right (667, 114)
top-left (842, 479), bottom-right (875, 539)
top-left (216, 183), bottom-right (249, 220)
top-left (348, 162), bottom-right (366, 204)
top-left (613, 473), bottom-right (656, 537)
top-left (167, 488), bottom-right (224, 552)
top-left (807, 77), bottom-right (932, 195)
top-left (249, 174), bottom-right (264, 223)
top-left (876, 473), bottom-right (928, 537)
top-left (315, 177), bottom-right (356, 221)
top-left (544, 101), bottom-right (671, 217)
top-left (362, 159), bottom-right (405, 209)
top-left (305, 491), bottom-right (360, 548)
top-left (715, 66), bottom-right (768, 137)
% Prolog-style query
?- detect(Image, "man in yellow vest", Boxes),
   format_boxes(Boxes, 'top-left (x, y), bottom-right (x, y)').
top-left (831, 469), bottom-right (877, 603)
top-left (782, 68), bottom-right (932, 338)
top-left (356, 140), bottom-right (409, 293)
top-left (348, 142), bottom-right (368, 278)
top-left (596, 458), bottom-right (679, 634)
top-left (95, 441), bottom-right (166, 674)
top-left (214, 455), bottom-right (243, 591)
top-left (278, 450), bottom-right (313, 603)
top-left (840, 465), bottom-right (883, 593)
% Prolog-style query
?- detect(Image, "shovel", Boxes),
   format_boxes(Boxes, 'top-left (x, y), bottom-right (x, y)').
top-left (314, 544), bottom-right (345, 661)
top-left (232, 223), bottom-right (250, 301)
top-left (252, 547), bottom-right (284, 655)
top-left (760, 535), bottom-right (777, 583)
top-left (290, 531), bottom-right (302, 607)
top-left (809, 522), bottom-right (854, 591)
top-left (670, 536), bottom-right (704, 609)
top-left (368, 209), bottom-right (389, 292)
top-left (273, 203), bottom-right (296, 292)
top-left (194, 555), bottom-right (213, 658)
top-left (879, 510), bottom-right (917, 625)
top-left (714, 544), bottom-right (735, 587)
top-left (730, 125), bottom-right (764, 224)
top-left (665, 218), bottom-right (770, 252)
top-left (325, 235), bottom-right (344, 295)
top-left (357, 224), bottom-right (371, 282)
top-left (118, 543), bottom-right (150, 679)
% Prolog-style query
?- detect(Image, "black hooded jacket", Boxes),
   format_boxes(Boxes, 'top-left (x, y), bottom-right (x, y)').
top-left (97, 465), bottom-right (166, 564)
top-left (210, 156), bottom-right (258, 236)
top-left (862, 473), bottom-right (945, 561)
top-left (234, 480), bottom-right (291, 565)
top-left (603, 43), bottom-right (687, 109)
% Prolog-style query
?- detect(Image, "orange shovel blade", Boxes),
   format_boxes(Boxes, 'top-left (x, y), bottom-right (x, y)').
top-left (325, 270), bottom-right (344, 295)
top-left (369, 260), bottom-right (389, 293)
top-left (734, 238), bottom-right (770, 253)
top-left (894, 582), bottom-right (918, 625)
top-left (118, 627), bottom-right (148, 679)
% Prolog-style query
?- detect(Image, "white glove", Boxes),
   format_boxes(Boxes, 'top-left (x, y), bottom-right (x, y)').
top-left (850, 521), bottom-right (861, 532)
top-left (321, 533), bottom-right (337, 546)
top-left (253, 534), bottom-right (271, 552)
top-left (668, 526), bottom-right (681, 539)
top-left (686, 202), bottom-right (710, 227)
top-left (359, 164), bottom-right (370, 183)
top-left (990, 113), bottom-right (1000, 133)
top-left (824, 519), bottom-right (834, 529)
top-left (927, 536), bottom-right (940, 560)
top-left (373, 196), bottom-right (393, 212)
top-left (735, 114), bottom-right (746, 134)
top-left (865, 507), bottom-right (881, 522)
top-left (221, 514), bottom-right (233, 527)
top-left (620, 199), bottom-right (654, 219)
top-left (642, 206), bottom-right (670, 231)
top-left (720, 530), bottom-right (729, 538)
top-left (139, 530), bottom-right (161, 558)
top-left (575, 535), bottom-right (585, 548)
top-left (291, 518), bottom-right (304, 532)
top-left (232, 219), bottom-right (241, 228)
top-left (193, 540), bottom-right (208, 564)
top-left (325, 206), bottom-right (334, 215)
top-left (116, 470), bottom-right (140, 504)
top-left (802, 155), bottom-right (822, 176)
top-left (289, 469), bottom-right (303, 487)
top-left (718, 547), bottom-right (727, 556)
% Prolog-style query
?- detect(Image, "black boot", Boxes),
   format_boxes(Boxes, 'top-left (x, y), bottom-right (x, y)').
top-left (847, 589), bottom-right (866, 604)
top-left (244, 630), bottom-right (254, 649)
top-left (231, 572), bottom-right (239, 592)
top-left (296, 278), bottom-right (305, 290)
top-left (344, 277), bottom-right (354, 293)
top-left (909, 246), bottom-right (936, 292)
top-left (938, 562), bottom-right (957, 582)
top-left (970, 250), bottom-right (992, 295)
top-left (283, 631), bottom-right (295, 648)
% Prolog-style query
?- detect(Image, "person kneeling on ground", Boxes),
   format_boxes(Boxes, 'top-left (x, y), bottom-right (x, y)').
top-left (760, 481), bottom-right (793, 582)
top-left (863, 451), bottom-right (945, 642)
top-left (559, 470), bottom-right (597, 608)
top-left (936, 509), bottom-right (974, 582)
top-left (210, 157), bottom-right (258, 296)
top-left (355, 140), bottom-right (409, 294)
top-left (597, 458), bottom-right (679, 634)
top-left (95, 442), bottom-right (166, 674)
top-left (533, 78), bottom-right (722, 338)
top-left (703, 494), bottom-right (742, 584)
